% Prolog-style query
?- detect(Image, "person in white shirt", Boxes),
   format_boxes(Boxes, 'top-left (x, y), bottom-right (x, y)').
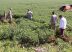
top-left (59, 15), bottom-right (67, 36)
top-left (50, 11), bottom-right (57, 31)
top-left (26, 9), bottom-right (33, 20)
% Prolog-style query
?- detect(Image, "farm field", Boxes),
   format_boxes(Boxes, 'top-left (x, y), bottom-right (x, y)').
top-left (0, 0), bottom-right (72, 52)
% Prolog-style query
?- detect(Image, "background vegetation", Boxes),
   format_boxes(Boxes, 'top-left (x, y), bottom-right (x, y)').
top-left (0, 0), bottom-right (72, 52)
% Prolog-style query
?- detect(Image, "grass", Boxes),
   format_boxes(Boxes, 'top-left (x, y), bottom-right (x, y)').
top-left (0, 0), bottom-right (72, 52)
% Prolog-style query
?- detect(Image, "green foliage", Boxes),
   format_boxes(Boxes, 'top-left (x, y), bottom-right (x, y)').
top-left (0, 17), bottom-right (54, 46)
top-left (0, 0), bottom-right (72, 52)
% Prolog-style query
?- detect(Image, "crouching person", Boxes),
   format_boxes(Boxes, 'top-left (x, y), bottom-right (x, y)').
top-left (26, 9), bottom-right (33, 20)
top-left (59, 15), bottom-right (67, 36)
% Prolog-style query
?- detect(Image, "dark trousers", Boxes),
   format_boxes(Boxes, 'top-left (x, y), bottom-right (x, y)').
top-left (60, 28), bottom-right (65, 36)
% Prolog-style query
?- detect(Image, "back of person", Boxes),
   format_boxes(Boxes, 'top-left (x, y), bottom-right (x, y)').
top-left (60, 17), bottom-right (67, 29)
top-left (50, 12), bottom-right (57, 31)
top-left (59, 15), bottom-right (67, 36)
top-left (27, 11), bottom-right (32, 18)
top-left (27, 9), bottom-right (33, 19)
top-left (51, 14), bottom-right (57, 24)
top-left (6, 8), bottom-right (13, 22)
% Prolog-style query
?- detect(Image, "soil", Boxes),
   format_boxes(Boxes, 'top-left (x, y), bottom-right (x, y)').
top-left (48, 35), bottom-right (56, 43)
top-left (48, 35), bottom-right (72, 43)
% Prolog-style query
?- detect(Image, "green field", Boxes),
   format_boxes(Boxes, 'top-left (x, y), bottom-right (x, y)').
top-left (0, 0), bottom-right (72, 52)
top-left (0, 0), bottom-right (72, 25)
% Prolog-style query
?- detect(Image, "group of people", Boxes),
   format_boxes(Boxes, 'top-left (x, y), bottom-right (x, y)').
top-left (50, 11), bottom-right (67, 36)
top-left (1, 8), bottom-right (67, 36)
top-left (26, 9), bottom-right (67, 36)
top-left (1, 8), bottom-right (33, 23)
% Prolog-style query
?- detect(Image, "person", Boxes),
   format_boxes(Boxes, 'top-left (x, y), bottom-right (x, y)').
top-left (26, 9), bottom-right (33, 20)
top-left (59, 15), bottom-right (67, 36)
top-left (50, 11), bottom-right (57, 31)
top-left (7, 8), bottom-right (13, 22)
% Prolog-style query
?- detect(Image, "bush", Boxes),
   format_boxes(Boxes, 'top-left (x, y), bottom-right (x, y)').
top-left (1, 15), bottom-right (72, 47)
top-left (0, 27), bottom-right (14, 40)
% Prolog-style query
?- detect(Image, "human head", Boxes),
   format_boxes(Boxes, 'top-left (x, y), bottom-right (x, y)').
top-left (9, 8), bottom-right (12, 10)
top-left (59, 15), bottom-right (62, 19)
top-left (27, 9), bottom-right (30, 11)
top-left (52, 11), bottom-right (55, 15)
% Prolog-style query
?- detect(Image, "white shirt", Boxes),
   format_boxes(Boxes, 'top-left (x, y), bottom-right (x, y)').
top-left (60, 17), bottom-right (67, 29)
top-left (27, 11), bottom-right (33, 19)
